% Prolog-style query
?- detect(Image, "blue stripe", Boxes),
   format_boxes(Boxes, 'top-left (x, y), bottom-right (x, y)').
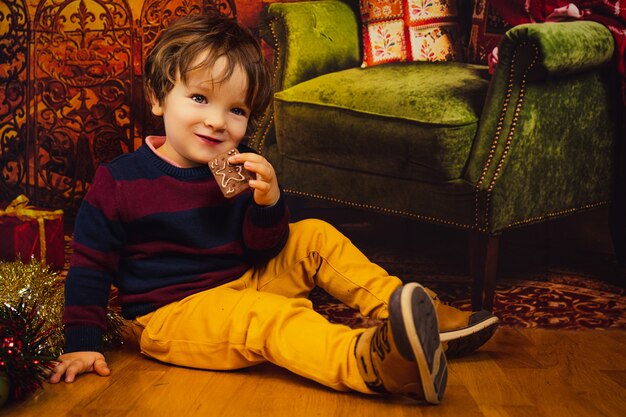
top-left (125, 205), bottom-right (248, 248)
top-left (65, 266), bottom-right (113, 307)
top-left (118, 255), bottom-right (244, 294)
top-left (73, 200), bottom-right (126, 252)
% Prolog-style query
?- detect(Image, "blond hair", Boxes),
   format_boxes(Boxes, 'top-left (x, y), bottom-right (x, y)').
top-left (144, 15), bottom-right (272, 135)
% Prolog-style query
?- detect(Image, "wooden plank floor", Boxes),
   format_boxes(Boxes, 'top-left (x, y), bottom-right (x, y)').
top-left (4, 328), bottom-right (625, 417)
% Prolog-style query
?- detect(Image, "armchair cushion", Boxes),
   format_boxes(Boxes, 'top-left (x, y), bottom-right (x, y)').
top-left (274, 61), bottom-right (490, 182)
top-left (360, 0), bottom-right (464, 67)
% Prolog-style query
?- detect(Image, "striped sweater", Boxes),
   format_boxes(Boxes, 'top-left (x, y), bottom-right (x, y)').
top-left (62, 143), bottom-right (290, 353)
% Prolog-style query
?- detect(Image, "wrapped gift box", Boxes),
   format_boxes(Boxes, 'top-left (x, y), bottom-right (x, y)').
top-left (0, 195), bottom-right (65, 270)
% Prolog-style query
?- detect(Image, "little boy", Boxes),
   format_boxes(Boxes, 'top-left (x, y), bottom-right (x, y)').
top-left (50, 15), bottom-right (498, 404)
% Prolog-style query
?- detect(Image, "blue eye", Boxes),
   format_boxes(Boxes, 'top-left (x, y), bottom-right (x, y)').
top-left (231, 108), bottom-right (247, 116)
top-left (191, 95), bottom-right (206, 103)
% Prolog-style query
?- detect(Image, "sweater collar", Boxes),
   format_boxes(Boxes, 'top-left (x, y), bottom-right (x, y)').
top-left (138, 141), bottom-right (213, 179)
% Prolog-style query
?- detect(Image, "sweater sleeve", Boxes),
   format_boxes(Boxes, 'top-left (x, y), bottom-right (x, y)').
top-left (242, 190), bottom-right (290, 264)
top-left (62, 165), bottom-right (125, 353)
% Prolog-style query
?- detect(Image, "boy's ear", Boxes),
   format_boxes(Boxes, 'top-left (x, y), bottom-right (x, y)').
top-left (147, 90), bottom-right (164, 117)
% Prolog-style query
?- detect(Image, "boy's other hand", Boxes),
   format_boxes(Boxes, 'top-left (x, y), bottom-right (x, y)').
top-left (49, 351), bottom-right (110, 383)
top-left (228, 152), bottom-right (280, 207)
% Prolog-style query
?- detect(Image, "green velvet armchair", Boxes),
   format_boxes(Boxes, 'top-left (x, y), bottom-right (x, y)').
top-left (249, 0), bottom-right (620, 311)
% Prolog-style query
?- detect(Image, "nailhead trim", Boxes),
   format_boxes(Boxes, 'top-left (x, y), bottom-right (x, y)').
top-left (474, 43), bottom-right (539, 233)
top-left (284, 189), bottom-right (474, 229)
top-left (505, 201), bottom-right (608, 229)
top-left (251, 18), bottom-right (281, 154)
top-left (251, 112), bottom-right (273, 155)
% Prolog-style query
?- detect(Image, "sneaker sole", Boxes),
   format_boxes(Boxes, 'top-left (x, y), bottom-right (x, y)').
top-left (398, 283), bottom-right (448, 404)
top-left (440, 316), bottom-right (499, 358)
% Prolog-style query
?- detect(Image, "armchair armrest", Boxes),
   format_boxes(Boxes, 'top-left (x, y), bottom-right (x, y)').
top-left (260, 0), bottom-right (360, 91)
top-left (466, 20), bottom-right (618, 233)
top-left (498, 20), bottom-right (614, 81)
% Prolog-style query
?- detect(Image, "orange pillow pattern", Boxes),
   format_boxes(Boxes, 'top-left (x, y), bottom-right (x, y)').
top-left (360, 0), bottom-right (464, 67)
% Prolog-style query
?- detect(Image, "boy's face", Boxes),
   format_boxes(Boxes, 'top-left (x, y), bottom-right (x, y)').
top-left (150, 55), bottom-right (251, 168)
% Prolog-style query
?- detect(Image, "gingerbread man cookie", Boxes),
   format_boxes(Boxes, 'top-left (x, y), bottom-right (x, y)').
top-left (208, 149), bottom-right (254, 198)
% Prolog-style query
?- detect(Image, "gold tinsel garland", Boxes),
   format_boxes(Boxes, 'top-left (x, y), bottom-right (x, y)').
top-left (0, 258), bottom-right (126, 357)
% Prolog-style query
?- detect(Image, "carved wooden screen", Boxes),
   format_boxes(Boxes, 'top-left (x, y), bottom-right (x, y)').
top-left (0, 0), bottom-right (238, 217)
top-left (0, 1), bottom-right (29, 205)
top-left (31, 0), bottom-right (134, 213)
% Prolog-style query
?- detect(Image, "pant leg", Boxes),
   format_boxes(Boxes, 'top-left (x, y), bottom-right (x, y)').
top-left (132, 218), bottom-right (402, 394)
top-left (132, 284), bottom-right (371, 393)
top-left (249, 219), bottom-right (403, 320)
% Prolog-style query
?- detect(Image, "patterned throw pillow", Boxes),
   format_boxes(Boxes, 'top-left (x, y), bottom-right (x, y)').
top-left (360, 0), bottom-right (464, 67)
top-left (467, 0), bottom-right (511, 65)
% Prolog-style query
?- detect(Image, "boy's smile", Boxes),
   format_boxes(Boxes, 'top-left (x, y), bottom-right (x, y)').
top-left (150, 55), bottom-right (251, 168)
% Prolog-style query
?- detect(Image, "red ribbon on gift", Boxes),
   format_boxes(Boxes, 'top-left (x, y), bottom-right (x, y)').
top-left (0, 195), bottom-right (63, 264)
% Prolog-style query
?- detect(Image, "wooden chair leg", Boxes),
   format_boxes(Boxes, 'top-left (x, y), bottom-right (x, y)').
top-left (469, 232), bottom-right (500, 312)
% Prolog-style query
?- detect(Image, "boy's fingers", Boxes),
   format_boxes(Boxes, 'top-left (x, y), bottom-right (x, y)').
top-left (229, 152), bottom-right (261, 163)
top-left (244, 161), bottom-right (274, 182)
top-left (94, 358), bottom-right (111, 376)
top-left (232, 153), bottom-right (273, 172)
top-left (248, 180), bottom-right (270, 192)
top-left (49, 363), bottom-right (66, 383)
top-left (63, 362), bottom-right (81, 383)
top-left (244, 164), bottom-right (264, 181)
top-left (50, 360), bottom-right (76, 383)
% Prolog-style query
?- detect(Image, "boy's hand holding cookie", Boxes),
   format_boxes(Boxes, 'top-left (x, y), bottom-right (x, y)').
top-left (208, 149), bottom-right (280, 207)
top-left (228, 151), bottom-right (280, 207)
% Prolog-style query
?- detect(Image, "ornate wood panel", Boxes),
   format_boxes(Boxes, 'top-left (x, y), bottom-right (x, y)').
top-left (32, 0), bottom-right (134, 213)
top-left (0, 0), bottom-right (238, 216)
top-left (0, 0), bottom-right (29, 200)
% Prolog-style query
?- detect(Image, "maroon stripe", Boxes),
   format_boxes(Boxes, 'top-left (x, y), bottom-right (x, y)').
top-left (62, 305), bottom-right (107, 330)
top-left (116, 176), bottom-right (229, 221)
top-left (71, 241), bottom-right (119, 271)
top-left (84, 167), bottom-right (120, 221)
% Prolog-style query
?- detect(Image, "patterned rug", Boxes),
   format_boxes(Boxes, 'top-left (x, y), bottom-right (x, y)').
top-left (309, 264), bottom-right (626, 331)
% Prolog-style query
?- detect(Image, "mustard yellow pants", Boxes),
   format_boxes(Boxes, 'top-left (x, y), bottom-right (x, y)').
top-left (132, 219), bottom-right (403, 393)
